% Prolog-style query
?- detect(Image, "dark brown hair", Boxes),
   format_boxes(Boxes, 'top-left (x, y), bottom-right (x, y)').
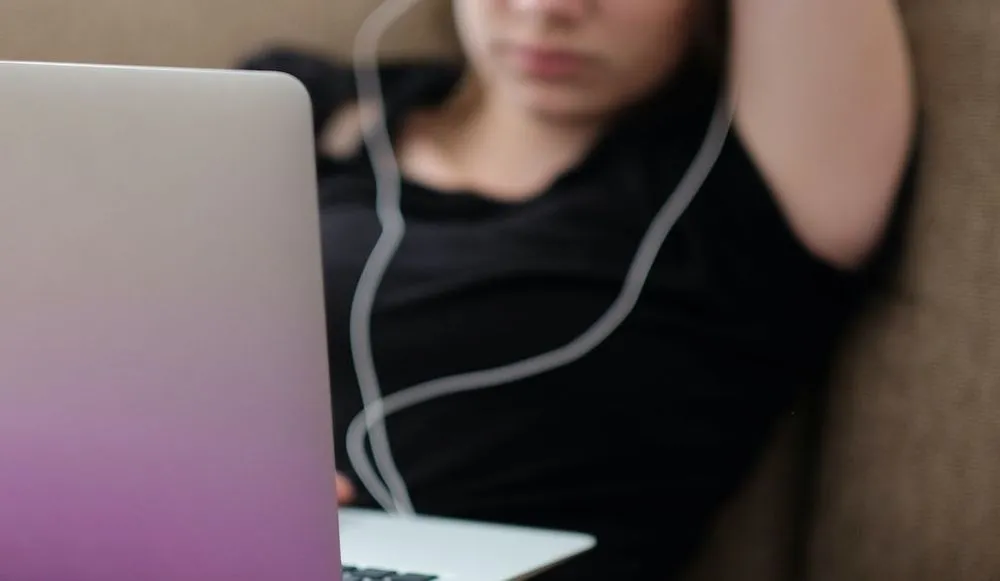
top-left (693, 0), bottom-right (730, 75)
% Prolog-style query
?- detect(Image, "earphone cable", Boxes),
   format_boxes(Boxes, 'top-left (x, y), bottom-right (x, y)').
top-left (348, 0), bottom-right (738, 516)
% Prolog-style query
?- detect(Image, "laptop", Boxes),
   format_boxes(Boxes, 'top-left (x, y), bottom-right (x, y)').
top-left (0, 61), bottom-right (595, 581)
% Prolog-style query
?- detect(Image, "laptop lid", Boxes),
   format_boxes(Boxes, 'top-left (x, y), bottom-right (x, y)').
top-left (0, 61), bottom-right (340, 581)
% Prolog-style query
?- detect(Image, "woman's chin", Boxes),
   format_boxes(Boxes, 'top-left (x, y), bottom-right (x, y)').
top-left (509, 87), bottom-right (615, 125)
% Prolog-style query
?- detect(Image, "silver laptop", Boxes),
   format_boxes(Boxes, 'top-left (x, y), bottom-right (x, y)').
top-left (0, 61), bottom-right (594, 581)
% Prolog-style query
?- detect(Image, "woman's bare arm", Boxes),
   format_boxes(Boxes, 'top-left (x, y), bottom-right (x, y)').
top-left (730, 0), bottom-right (917, 269)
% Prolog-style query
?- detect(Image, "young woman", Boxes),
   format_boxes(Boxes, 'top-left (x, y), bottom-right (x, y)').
top-left (244, 0), bottom-right (918, 577)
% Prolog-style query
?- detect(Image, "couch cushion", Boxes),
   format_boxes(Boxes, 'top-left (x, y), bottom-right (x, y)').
top-left (1, 0), bottom-right (458, 67)
top-left (806, 0), bottom-right (1000, 578)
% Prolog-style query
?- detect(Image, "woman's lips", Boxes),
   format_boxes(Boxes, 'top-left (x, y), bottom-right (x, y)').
top-left (508, 45), bottom-right (590, 79)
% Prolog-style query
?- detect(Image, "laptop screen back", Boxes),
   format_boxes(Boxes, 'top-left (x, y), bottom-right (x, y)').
top-left (0, 62), bottom-right (340, 581)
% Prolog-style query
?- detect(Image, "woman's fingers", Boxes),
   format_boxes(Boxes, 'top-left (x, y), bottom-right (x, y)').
top-left (336, 472), bottom-right (357, 505)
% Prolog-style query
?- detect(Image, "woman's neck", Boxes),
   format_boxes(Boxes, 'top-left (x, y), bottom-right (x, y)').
top-left (398, 75), bottom-right (608, 202)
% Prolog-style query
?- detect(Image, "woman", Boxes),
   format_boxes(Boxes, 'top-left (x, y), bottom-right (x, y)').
top-left (244, 0), bottom-right (918, 577)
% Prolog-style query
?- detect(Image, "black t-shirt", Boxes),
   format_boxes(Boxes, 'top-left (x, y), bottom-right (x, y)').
top-left (242, 48), bottom-right (916, 578)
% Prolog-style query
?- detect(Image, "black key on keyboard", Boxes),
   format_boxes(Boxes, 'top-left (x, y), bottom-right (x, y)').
top-left (354, 569), bottom-right (397, 579)
top-left (342, 565), bottom-right (437, 581)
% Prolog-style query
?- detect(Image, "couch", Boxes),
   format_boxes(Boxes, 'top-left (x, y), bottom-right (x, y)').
top-left (3, 0), bottom-right (998, 578)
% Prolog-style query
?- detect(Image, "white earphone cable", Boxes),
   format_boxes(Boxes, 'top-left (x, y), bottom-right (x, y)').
top-left (348, 0), bottom-right (426, 515)
top-left (348, 0), bottom-right (737, 516)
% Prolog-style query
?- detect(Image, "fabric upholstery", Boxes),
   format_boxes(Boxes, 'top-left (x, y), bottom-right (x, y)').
top-left (807, 1), bottom-right (1000, 578)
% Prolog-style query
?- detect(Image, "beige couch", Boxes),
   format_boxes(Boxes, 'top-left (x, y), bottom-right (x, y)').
top-left (4, 0), bottom-right (998, 578)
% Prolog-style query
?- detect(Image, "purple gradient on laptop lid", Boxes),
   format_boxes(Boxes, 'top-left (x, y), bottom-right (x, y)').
top-left (0, 310), bottom-right (340, 581)
top-left (0, 61), bottom-right (340, 581)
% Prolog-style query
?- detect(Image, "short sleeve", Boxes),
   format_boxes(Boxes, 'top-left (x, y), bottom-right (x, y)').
top-left (676, 123), bottom-right (920, 351)
top-left (237, 47), bottom-right (462, 138)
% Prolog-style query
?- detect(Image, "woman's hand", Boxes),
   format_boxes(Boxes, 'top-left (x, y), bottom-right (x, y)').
top-left (336, 471), bottom-right (357, 505)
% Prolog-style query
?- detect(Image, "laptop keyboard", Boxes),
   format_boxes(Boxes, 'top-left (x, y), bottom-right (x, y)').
top-left (342, 565), bottom-right (438, 581)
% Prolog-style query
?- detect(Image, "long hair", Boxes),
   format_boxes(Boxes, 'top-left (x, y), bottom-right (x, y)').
top-left (694, 0), bottom-right (731, 77)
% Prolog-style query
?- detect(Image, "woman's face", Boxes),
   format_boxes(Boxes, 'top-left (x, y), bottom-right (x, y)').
top-left (454, 0), bottom-right (704, 121)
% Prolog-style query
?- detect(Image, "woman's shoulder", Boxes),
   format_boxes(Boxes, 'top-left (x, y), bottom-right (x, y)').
top-left (624, 68), bottom-right (916, 306)
top-left (237, 46), bottom-right (461, 136)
